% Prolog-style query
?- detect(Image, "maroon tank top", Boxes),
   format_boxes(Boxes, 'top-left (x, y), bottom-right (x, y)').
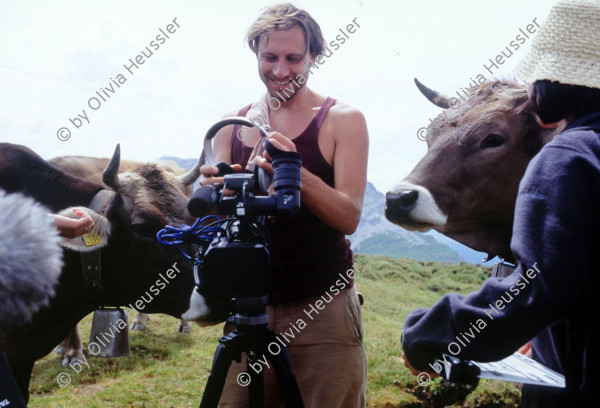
top-left (230, 98), bottom-right (354, 304)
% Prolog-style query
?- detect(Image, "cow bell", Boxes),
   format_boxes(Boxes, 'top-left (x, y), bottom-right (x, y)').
top-left (89, 308), bottom-right (130, 358)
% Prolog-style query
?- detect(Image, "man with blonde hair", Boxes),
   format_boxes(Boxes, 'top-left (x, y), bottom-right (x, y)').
top-left (200, 3), bottom-right (368, 407)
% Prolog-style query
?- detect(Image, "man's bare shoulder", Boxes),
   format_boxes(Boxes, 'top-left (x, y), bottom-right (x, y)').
top-left (327, 101), bottom-right (366, 124)
top-left (326, 101), bottom-right (367, 136)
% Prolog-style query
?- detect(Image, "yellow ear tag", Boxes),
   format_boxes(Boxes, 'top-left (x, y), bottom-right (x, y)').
top-left (82, 232), bottom-right (102, 246)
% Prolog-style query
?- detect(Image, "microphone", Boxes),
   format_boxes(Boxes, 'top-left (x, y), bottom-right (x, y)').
top-left (188, 185), bottom-right (218, 218)
top-left (0, 189), bottom-right (64, 337)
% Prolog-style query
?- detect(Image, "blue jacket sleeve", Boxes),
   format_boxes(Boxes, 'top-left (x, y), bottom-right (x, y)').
top-left (401, 134), bottom-right (600, 371)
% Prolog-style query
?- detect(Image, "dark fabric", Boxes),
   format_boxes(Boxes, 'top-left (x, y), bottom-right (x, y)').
top-left (401, 111), bottom-right (600, 408)
top-left (229, 98), bottom-right (354, 304)
top-left (0, 345), bottom-right (26, 408)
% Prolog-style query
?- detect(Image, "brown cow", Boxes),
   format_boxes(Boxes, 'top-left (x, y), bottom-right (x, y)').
top-left (0, 143), bottom-right (230, 402)
top-left (49, 156), bottom-right (193, 197)
top-left (48, 156), bottom-right (194, 368)
top-left (385, 79), bottom-right (556, 261)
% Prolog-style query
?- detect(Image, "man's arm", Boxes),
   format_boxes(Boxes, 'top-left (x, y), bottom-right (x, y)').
top-left (212, 124), bottom-right (235, 163)
top-left (210, 105), bottom-right (368, 234)
top-left (257, 106), bottom-right (368, 234)
top-left (298, 107), bottom-right (369, 235)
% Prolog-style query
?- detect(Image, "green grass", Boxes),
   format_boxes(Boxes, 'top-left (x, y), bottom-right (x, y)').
top-left (28, 254), bottom-right (520, 407)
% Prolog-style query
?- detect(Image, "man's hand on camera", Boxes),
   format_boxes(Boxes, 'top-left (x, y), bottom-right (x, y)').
top-left (199, 164), bottom-right (242, 186)
top-left (256, 132), bottom-right (297, 174)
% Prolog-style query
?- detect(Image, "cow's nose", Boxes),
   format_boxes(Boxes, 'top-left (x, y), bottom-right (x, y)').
top-left (385, 190), bottom-right (419, 219)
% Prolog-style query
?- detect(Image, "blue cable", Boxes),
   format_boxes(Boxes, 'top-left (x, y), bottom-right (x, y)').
top-left (156, 215), bottom-right (226, 260)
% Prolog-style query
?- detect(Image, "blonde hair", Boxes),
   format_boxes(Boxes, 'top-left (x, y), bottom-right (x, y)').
top-left (246, 3), bottom-right (325, 57)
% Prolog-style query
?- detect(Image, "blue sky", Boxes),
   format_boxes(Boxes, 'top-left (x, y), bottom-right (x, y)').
top-left (1, 0), bottom-right (553, 194)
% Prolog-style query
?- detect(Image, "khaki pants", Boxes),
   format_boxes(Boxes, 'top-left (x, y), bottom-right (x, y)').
top-left (217, 285), bottom-right (367, 408)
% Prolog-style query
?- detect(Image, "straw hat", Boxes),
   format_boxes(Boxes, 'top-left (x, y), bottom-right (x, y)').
top-left (515, 0), bottom-right (600, 89)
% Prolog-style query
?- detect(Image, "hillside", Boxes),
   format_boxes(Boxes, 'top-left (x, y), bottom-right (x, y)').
top-left (29, 255), bottom-right (521, 407)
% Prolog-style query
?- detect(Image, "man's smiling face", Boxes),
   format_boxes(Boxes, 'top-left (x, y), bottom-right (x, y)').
top-left (257, 25), bottom-right (314, 100)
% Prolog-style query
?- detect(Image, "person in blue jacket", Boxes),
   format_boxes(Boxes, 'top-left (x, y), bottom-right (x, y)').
top-left (401, 1), bottom-right (600, 406)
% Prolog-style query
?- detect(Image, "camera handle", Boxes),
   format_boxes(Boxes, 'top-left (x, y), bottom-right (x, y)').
top-left (200, 116), bottom-right (274, 193)
top-left (201, 116), bottom-right (270, 167)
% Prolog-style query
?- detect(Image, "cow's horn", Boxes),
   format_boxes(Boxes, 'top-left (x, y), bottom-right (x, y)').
top-left (177, 156), bottom-right (202, 187)
top-left (102, 144), bottom-right (121, 191)
top-left (414, 78), bottom-right (451, 109)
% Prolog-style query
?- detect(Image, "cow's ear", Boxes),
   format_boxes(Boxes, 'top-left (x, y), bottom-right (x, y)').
top-left (56, 207), bottom-right (111, 252)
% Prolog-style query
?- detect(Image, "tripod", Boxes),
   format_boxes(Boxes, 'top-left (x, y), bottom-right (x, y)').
top-left (199, 297), bottom-right (305, 408)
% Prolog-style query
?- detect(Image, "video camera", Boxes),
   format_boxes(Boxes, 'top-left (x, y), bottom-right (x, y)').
top-left (157, 118), bottom-right (307, 407)
top-left (190, 141), bottom-right (301, 301)
top-left (188, 139), bottom-right (302, 219)
top-left (159, 117), bottom-right (302, 303)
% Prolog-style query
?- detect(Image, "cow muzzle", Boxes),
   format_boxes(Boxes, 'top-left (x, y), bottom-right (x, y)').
top-left (385, 182), bottom-right (448, 231)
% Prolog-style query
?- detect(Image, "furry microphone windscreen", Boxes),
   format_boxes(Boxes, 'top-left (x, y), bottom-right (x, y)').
top-left (0, 189), bottom-right (63, 337)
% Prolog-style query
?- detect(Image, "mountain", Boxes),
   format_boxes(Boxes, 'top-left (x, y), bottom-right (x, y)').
top-left (425, 230), bottom-right (496, 265)
top-left (162, 156), bottom-right (487, 264)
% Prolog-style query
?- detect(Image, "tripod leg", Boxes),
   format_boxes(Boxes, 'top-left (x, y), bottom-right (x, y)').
top-left (247, 360), bottom-right (265, 408)
top-left (200, 343), bottom-right (234, 408)
top-left (270, 349), bottom-right (305, 408)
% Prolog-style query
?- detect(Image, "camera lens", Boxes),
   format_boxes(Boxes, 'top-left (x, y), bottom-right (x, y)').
top-left (272, 155), bottom-right (302, 191)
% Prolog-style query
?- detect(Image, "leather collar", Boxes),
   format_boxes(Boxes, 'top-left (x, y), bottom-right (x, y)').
top-left (81, 190), bottom-right (115, 307)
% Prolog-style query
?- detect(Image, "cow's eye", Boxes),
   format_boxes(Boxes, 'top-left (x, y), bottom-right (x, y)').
top-left (132, 223), bottom-right (157, 238)
top-left (481, 133), bottom-right (505, 148)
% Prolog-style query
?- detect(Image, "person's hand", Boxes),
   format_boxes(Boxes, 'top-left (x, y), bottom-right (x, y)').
top-left (255, 132), bottom-right (297, 175)
top-left (265, 131), bottom-right (297, 153)
top-left (53, 209), bottom-right (95, 239)
top-left (402, 352), bottom-right (440, 379)
top-left (518, 342), bottom-right (532, 358)
top-left (199, 164), bottom-right (242, 186)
